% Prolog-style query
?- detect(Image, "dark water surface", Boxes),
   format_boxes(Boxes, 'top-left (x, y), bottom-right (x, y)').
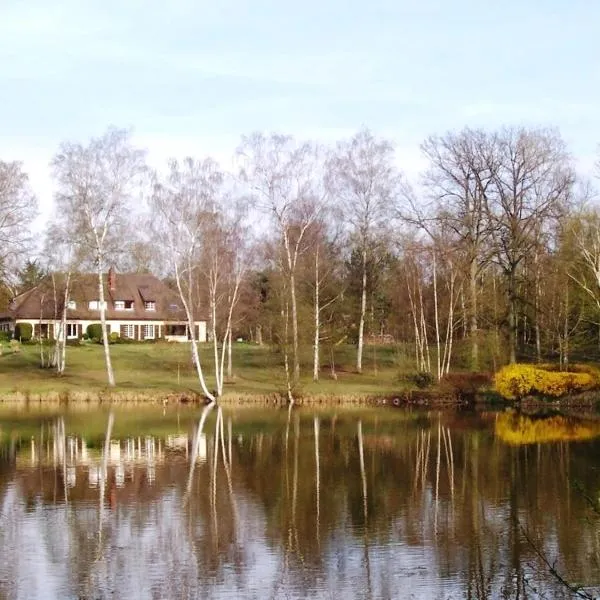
top-left (0, 405), bottom-right (599, 599)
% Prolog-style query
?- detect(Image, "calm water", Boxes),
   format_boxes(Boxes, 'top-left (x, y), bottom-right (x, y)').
top-left (0, 405), bottom-right (599, 600)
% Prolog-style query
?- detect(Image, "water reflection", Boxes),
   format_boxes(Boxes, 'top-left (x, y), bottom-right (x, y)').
top-left (0, 407), bottom-right (598, 599)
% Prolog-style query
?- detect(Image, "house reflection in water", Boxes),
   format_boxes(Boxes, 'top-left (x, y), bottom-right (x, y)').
top-left (17, 432), bottom-right (208, 490)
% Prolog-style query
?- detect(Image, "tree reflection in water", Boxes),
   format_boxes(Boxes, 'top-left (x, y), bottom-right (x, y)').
top-left (0, 407), bottom-right (598, 599)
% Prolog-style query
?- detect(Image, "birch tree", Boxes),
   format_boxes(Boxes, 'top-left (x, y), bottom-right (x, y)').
top-left (238, 133), bottom-right (325, 384)
top-left (150, 157), bottom-right (222, 402)
top-left (326, 128), bottom-right (400, 373)
top-left (0, 160), bottom-right (37, 282)
top-left (51, 128), bottom-right (146, 386)
top-left (201, 199), bottom-right (250, 396)
top-left (44, 222), bottom-right (82, 375)
top-left (421, 129), bottom-right (495, 370)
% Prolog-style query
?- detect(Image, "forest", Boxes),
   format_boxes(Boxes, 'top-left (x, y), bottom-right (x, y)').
top-left (1, 125), bottom-right (600, 397)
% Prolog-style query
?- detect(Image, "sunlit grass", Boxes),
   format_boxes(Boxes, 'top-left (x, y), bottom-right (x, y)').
top-left (0, 341), bottom-right (408, 398)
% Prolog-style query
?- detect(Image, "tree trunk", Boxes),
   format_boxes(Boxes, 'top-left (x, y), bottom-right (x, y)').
top-left (508, 267), bottom-right (517, 365)
top-left (210, 283), bottom-right (222, 397)
top-left (175, 265), bottom-right (215, 402)
top-left (290, 270), bottom-right (300, 382)
top-left (534, 251), bottom-right (542, 363)
top-left (433, 252), bottom-right (441, 380)
top-left (98, 267), bottom-right (115, 386)
top-left (57, 272), bottom-right (71, 375)
top-left (469, 258), bottom-right (479, 371)
top-left (313, 246), bottom-right (320, 382)
top-left (227, 330), bottom-right (233, 380)
top-left (357, 247), bottom-right (367, 373)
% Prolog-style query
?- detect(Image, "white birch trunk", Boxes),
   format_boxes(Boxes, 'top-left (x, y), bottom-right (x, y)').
top-left (433, 252), bottom-right (442, 380)
top-left (98, 266), bottom-right (115, 386)
top-left (227, 330), bottom-right (233, 380)
top-left (313, 245), bottom-right (320, 382)
top-left (174, 262), bottom-right (215, 402)
top-left (357, 247), bottom-right (367, 373)
top-left (57, 272), bottom-right (71, 375)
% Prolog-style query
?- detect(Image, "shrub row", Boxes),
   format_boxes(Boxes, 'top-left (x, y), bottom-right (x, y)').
top-left (494, 363), bottom-right (600, 400)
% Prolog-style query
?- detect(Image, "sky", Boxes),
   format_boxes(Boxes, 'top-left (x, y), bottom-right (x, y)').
top-left (1, 0), bottom-right (599, 229)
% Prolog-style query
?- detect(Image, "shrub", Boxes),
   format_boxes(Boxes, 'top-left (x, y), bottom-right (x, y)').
top-left (399, 370), bottom-right (434, 389)
top-left (440, 372), bottom-right (492, 396)
top-left (14, 322), bottom-right (32, 342)
top-left (86, 323), bottom-right (103, 341)
top-left (494, 363), bottom-right (600, 400)
top-left (109, 331), bottom-right (119, 343)
top-left (0, 330), bottom-right (11, 342)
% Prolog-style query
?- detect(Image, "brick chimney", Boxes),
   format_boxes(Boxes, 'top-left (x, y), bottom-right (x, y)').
top-left (108, 266), bottom-right (116, 292)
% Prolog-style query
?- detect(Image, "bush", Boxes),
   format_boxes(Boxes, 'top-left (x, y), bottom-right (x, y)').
top-left (399, 370), bottom-right (434, 389)
top-left (494, 363), bottom-right (600, 400)
top-left (14, 322), bottom-right (32, 342)
top-left (0, 330), bottom-right (11, 342)
top-left (86, 323), bottom-right (102, 341)
top-left (440, 372), bottom-right (492, 397)
top-left (109, 331), bottom-right (119, 343)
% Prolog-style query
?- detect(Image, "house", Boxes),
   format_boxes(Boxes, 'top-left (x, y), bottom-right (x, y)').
top-left (0, 269), bottom-right (207, 342)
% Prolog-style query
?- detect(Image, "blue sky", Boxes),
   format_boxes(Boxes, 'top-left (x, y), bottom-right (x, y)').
top-left (1, 0), bottom-right (598, 222)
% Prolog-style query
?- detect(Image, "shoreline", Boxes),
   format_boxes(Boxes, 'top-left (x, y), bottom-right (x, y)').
top-left (0, 388), bottom-right (598, 411)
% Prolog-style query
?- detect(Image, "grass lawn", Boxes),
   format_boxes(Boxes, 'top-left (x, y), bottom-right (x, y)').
top-left (0, 341), bottom-right (409, 399)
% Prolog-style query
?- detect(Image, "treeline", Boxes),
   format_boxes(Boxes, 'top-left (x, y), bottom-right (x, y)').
top-left (1, 125), bottom-right (600, 394)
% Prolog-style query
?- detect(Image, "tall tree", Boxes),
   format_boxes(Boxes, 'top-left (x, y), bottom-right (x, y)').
top-left (0, 160), bottom-right (37, 285)
top-left (51, 127), bottom-right (146, 386)
top-left (326, 128), bottom-right (401, 373)
top-left (150, 157), bottom-right (222, 402)
top-left (421, 128), bottom-right (495, 370)
top-left (485, 127), bottom-right (574, 363)
top-left (238, 133), bottom-right (325, 386)
top-left (16, 259), bottom-right (47, 294)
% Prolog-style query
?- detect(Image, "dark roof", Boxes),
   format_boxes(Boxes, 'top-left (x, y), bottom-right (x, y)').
top-left (1, 272), bottom-right (202, 322)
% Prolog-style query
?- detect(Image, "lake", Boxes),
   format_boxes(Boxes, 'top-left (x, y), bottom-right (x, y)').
top-left (0, 404), bottom-right (599, 599)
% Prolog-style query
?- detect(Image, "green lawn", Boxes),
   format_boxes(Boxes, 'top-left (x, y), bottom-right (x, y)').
top-left (0, 341), bottom-right (409, 399)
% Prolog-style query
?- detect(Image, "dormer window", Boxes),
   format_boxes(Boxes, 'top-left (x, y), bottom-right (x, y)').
top-left (88, 300), bottom-right (107, 310)
top-left (115, 300), bottom-right (134, 310)
top-left (144, 301), bottom-right (156, 311)
top-left (67, 300), bottom-right (76, 310)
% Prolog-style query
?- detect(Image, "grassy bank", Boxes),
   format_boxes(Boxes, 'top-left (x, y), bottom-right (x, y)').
top-left (0, 341), bottom-right (416, 402)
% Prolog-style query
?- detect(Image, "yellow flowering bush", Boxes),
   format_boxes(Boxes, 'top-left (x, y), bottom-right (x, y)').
top-left (494, 363), bottom-right (600, 400)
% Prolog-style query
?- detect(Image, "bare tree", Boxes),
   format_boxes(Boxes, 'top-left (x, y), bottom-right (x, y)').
top-left (0, 160), bottom-right (37, 283)
top-left (326, 128), bottom-right (401, 373)
top-left (52, 127), bottom-right (146, 386)
top-left (421, 129), bottom-right (495, 370)
top-left (150, 157), bottom-right (222, 402)
top-left (44, 222), bottom-right (81, 375)
top-left (238, 133), bottom-right (325, 385)
top-left (201, 199), bottom-right (250, 396)
top-left (484, 127), bottom-right (574, 363)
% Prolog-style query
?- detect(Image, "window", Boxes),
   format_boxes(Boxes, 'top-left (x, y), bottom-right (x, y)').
top-left (143, 324), bottom-right (155, 339)
top-left (144, 301), bottom-right (156, 311)
top-left (122, 324), bottom-right (135, 339)
top-left (114, 300), bottom-right (125, 310)
top-left (67, 300), bottom-right (76, 310)
top-left (88, 301), bottom-right (107, 310)
top-left (66, 323), bottom-right (78, 338)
